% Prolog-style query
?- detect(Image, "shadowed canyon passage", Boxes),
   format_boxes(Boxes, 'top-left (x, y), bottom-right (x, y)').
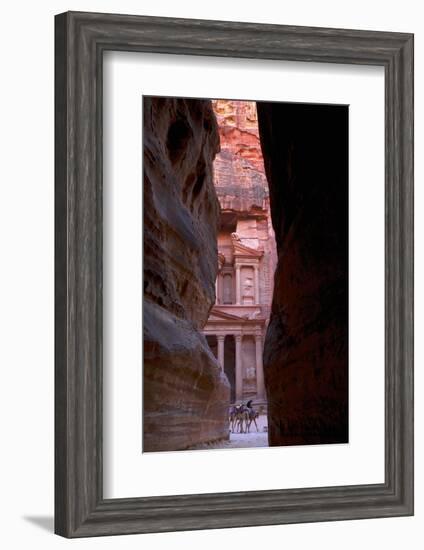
top-left (143, 97), bottom-right (348, 452)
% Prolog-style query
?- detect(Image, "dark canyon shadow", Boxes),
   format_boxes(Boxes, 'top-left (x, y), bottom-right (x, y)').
top-left (257, 101), bottom-right (349, 446)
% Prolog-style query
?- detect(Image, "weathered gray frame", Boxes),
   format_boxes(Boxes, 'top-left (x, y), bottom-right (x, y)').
top-left (55, 11), bottom-right (414, 538)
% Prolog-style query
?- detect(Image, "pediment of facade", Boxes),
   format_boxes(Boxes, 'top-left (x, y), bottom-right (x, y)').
top-left (207, 309), bottom-right (243, 321)
top-left (206, 306), bottom-right (266, 324)
top-left (232, 240), bottom-right (264, 258)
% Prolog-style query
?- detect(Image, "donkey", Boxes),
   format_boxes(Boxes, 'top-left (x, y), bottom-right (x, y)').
top-left (229, 404), bottom-right (249, 433)
top-left (246, 407), bottom-right (260, 433)
top-left (228, 405), bottom-right (238, 433)
top-left (236, 404), bottom-right (252, 433)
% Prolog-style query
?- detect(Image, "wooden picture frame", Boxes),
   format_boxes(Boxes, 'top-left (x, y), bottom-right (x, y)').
top-left (55, 11), bottom-right (414, 537)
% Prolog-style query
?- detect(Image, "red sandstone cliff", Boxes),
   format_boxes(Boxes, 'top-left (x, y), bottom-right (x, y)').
top-left (212, 99), bottom-right (269, 213)
top-left (212, 99), bottom-right (277, 323)
top-left (143, 97), bottom-right (230, 452)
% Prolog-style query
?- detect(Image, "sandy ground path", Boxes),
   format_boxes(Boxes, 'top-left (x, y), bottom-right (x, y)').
top-left (188, 414), bottom-right (269, 450)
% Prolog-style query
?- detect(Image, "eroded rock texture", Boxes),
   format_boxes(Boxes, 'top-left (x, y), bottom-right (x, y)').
top-left (257, 102), bottom-right (349, 446)
top-left (213, 99), bottom-right (270, 214)
top-left (143, 97), bottom-right (230, 452)
top-left (212, 100), bottom-right (278, 319)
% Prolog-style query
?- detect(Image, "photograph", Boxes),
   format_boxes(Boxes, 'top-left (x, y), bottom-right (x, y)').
top-left (143, 96), bottom-right (349, 453)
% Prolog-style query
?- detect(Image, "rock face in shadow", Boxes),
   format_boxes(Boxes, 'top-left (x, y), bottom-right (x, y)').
top-left (143, 97), bottom-right (230, 452)
top-left (257, 102), bottom-right (349, 446)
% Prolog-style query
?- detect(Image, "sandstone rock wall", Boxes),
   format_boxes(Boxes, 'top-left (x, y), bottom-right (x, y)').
top-left (213, 99), bottom-right (269, 213)
top-left (257, 102), bottom-right (349, 446)
top-left (143, 97), bottom-right (230, 452)
top-left (212, 100), bottom-right (277, 318)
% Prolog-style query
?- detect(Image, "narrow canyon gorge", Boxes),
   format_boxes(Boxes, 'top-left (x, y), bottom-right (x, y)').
top-left (202, 99), bottom-right (276, 417)
top-left (143, 97), bottom-right (348, 451)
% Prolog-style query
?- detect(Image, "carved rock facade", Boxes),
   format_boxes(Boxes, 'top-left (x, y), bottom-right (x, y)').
top-left (203, 100), bottom-right (277, 407)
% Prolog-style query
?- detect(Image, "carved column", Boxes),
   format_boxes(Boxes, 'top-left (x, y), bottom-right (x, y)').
top-left (215, 276), bottom-right (219, 304)
top-left (255, 333), bottom-right (266, 400)
top-left (217, 335), bottom-right (225, 370)
top-left (254, 264), bottom-right (260, 305)
top-left (235, 334), bottom-right (243, 401)
top-left (235, 265), bottom-right (241, 305)
top-left (217, 253), bottom-right (225, 305)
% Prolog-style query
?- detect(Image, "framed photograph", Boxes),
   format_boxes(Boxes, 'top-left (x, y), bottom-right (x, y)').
top-left (55, 11), bottom-right (414, 537)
